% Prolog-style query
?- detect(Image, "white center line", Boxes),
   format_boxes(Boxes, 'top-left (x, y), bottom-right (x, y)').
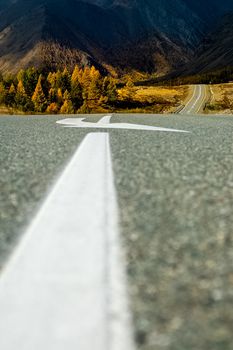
top-left (0, 133), bottom-right (135, 350)
top-left (188, 85), bottom-right (202, 114)
top-left (186, 85), bottom-right (200, 114)
top-left (179, 85), bottom-right (197, 114)
top-left (180, 85), bottom-right (205, 115)
top-left (187, 85), bottom-right (198, 113)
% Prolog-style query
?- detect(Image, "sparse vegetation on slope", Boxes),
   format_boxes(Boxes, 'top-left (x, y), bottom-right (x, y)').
top-left (0, 0), bottom-right (233, 76)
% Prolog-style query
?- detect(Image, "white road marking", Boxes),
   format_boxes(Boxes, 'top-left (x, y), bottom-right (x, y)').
top-left (180, 85), bottom-right (206, 115)
top-left (197, 85), bottom-right (207, 114)
top-left (187, 85), bottom-right (202, 114)
top-left (0, 133), bottom-right (135, 350)
top-left (179, 85), bottom-right (197, 114)
top-left (185, 85), bottom-right (198, 114)
top-left (97, 115), bottom-right (112, 124)
top-left (57, 116), bottom-right (189, 133)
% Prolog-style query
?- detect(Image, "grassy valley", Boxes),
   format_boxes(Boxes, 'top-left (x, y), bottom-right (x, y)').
top-left (117, 85), bottom-right (188, 114)
top-left (205, 83), bottom-right (233, 114)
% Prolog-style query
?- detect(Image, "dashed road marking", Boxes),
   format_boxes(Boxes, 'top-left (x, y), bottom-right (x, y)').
top-left (179, 85), bottom-right (207, 115)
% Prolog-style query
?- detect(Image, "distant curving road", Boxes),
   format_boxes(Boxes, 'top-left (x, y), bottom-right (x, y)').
top-left (179, 84), bottom-right (209, 115)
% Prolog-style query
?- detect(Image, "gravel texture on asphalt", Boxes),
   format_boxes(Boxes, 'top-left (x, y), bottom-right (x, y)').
top-left (0, 115), bottom-right (101, 267)
top-left (110, 114), bottom-right (233, 350)
top-left (1, 114), bottom-right (233, 350)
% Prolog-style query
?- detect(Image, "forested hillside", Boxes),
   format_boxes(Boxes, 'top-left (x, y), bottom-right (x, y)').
top-left (0, 66), bottom-right (118, 113)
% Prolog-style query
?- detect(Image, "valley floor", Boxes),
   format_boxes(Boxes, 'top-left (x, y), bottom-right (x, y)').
top-left (116, 85), bottom-right (189, 114)
top-left (0, 85), bottom-right (189, 115)
top-left (205, 83), bottom-right (233, 114)
top-left (1, 83), bottom-right (233, 115)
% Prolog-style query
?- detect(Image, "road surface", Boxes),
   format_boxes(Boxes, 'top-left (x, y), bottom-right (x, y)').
top-left (179, 84), bottom-right (209, 114)
top-left (0, 109), bottom-right (233, 349)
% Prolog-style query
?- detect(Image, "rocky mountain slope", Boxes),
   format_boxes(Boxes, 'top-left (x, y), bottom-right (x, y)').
top-left (0, 0), bottom-right (232, 74)
top-left (186, 12), bottom-right (233, 74)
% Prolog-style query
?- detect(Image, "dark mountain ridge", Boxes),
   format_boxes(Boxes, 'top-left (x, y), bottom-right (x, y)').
top-left (186, 12), bottom-right (233, 74)
top-left (0, 0), bottom-right (232, 75)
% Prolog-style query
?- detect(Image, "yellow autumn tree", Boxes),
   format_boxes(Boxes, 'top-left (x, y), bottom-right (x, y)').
top-left (46, 102), bottom-right (59, 114)
top-left (57, 88), bottom-right (63, 106)
top-left (60, 89), bottom-right (74, 114)
top-left (5, 83), bottom-right (16, 107)
top-left (60, 99), bottom-right (74, 114)
top-left (71, 65), bottom-right (83, 109)
top-left (47, 72), bottom-right (57, 89)
top-left (118, 78), bottom-right (135, 102)
top-left (88, 67), bottom-right (102, 101)
top-left (80, 66), bottom-right (91, 91)
top-left (15, 80), bottom-right (28, 109)
top-left (32, 75), bottom-right (47, 112)
top-left (17, 80), bottom-right (26, 96)
top-left (71, 65), bottom-right (82, 86)
top-left (9, 83), bottom-right (16, 94)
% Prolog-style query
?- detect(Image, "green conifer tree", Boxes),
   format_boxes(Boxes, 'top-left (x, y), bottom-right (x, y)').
top-left (17, 69), bottom-right (25, 84)
top-left (71, 66), bottom-right (83, 109)
top-left (63, 89), bottom-right (71, 101)
top-left (5, 83), bottom-right (16, 107)
top-left (59, 67), bottom-right (71, 92)
top-left (48, 88), bottom-right (57, 104)
top-left (78, 100), bottom-right (91, 114)
top-left (102, 77), bottom-right (118, 103)
top-left (0, 82), bottom-right (6, 105)
top-left (23, 67), bottom-right (40, 96)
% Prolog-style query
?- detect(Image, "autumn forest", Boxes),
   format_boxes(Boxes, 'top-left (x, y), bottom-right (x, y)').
top-left (0, 66), bottom-right (119, 114)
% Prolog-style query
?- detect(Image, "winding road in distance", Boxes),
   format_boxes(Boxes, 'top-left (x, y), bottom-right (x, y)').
top-left (179, 84), bottom-right (210, 114)
top-left (0, 83), bottom-right (232, 350)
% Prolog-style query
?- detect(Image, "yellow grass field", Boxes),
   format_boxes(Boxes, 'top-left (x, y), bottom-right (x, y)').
top-left (205, 83), bottom-right (233, 114)
top-left (117, 85), bottom-right (189, 113)
top-left (135, 86), bottom-right (184, 99)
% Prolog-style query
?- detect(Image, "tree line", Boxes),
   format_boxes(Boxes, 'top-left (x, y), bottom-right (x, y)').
top-left (139, 66), bottom-right (233, 87)
top-left (0, 66), bottom-right (118, 113)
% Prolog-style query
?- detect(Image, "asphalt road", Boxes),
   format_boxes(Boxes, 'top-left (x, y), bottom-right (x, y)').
top-left (1, 113), bottom-right (233, 350)
top-left (179, 85), bottom-right (209, 114)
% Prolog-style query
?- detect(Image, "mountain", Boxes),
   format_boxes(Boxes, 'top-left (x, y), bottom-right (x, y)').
top-left (184, 12), bottom-right (233, 74)
top-left (0, 0), bottom-right (232, 74)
